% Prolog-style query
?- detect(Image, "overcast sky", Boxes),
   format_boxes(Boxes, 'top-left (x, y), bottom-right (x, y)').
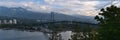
top-left (0, 0), bottom-right (119, 16)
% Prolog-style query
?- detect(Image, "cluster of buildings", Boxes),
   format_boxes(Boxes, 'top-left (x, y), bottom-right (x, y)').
top-left (0, 19), bottom-right (17, 24)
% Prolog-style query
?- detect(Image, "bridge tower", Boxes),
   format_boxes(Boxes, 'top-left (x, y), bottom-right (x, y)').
top-left (51, 12), bottom-right (55, 22)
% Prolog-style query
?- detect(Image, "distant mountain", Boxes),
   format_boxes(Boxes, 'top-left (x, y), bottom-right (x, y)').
top-left (0, 6), bottom-right (97, 24)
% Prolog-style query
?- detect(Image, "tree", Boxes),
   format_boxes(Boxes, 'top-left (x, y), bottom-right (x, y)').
top-left (95, 5), bottom-right (120, 40)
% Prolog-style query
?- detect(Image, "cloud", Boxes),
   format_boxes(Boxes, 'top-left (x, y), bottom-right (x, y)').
top-left (0, 1), bottom-right (52, 13)
top-left (44, 0), bottom-right (113, 16)
top-left (0, 0), bottom-right (119, 16)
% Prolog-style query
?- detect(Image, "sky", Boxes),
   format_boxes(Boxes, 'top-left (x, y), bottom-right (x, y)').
top-left (0, 0), bottom-right (120, 16)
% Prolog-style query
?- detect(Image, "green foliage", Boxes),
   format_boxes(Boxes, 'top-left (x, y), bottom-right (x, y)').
top-left (72, 23), bottom-right (81, 32)
top-left (95, 5), bottom-right (120, 40)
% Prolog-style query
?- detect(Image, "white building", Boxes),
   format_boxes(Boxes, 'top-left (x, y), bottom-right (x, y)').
top-left (9, 20), bottom-right (13, 24)
top-left (13, 19), bottom-right (17, 24)
top-left (3, 20), bottom-right (7, 24)
top-left (0, 20), bottom-right (1, 24)
top-left (0, 19), bottom-right (17, 24)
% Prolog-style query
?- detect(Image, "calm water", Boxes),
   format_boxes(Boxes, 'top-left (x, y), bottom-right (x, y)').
top-left (0, 29), bottom-right (71, 40)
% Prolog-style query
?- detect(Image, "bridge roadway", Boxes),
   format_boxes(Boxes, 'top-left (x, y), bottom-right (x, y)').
top-left (39, 21), bottom-right (92, 26)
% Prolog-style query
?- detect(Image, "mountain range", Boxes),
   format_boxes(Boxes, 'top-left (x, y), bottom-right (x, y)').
top-left (0, 6), bottom-right (97, 24)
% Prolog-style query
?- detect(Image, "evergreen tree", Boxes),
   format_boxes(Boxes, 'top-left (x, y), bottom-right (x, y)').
top-left (95, 5), bottom-right (120, 40)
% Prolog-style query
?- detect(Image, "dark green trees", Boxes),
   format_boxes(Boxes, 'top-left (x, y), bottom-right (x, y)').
top-left (95, 5), bottom-right (120, 40)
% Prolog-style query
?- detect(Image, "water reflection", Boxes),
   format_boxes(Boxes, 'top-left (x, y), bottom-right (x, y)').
top-left (60, 31), bottom-right (72, 40)
top-left (0, 30), bottom-right (49, 40)
top-left (0, 30), bottom-right (73, 40)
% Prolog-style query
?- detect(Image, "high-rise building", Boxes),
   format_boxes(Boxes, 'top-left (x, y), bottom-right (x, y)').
top-left (13, 19), bottom-right (17, 24)
top-left (0, 20), bottom-right (1, 24)
top-left (0, 19), bottom-right (17, 24)
top-left (9, 20), bottom-right (13, 24)
top-left (3, 20), bottom-right (7, 24)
